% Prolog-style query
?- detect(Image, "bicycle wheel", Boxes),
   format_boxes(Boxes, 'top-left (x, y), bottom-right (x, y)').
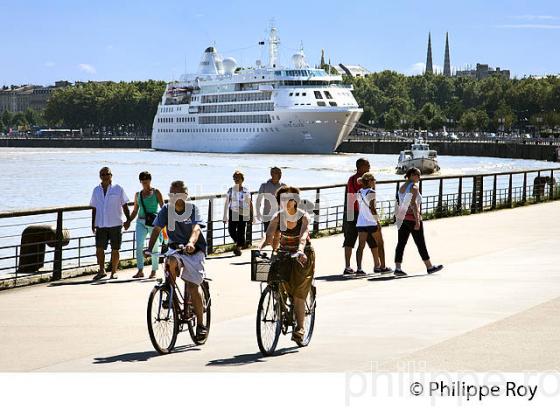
top-left (256, 285), bottom-right (282, 356)
top-left (296, 285), bottom-right (316, 348)
top-left (147, 285), bottom-right (179, 354)
top-left (187, 280), bottom-right (212, 345)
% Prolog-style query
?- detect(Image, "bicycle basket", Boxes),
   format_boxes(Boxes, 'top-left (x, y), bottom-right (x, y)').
top-left (251, 250), bottom-right (271, 282)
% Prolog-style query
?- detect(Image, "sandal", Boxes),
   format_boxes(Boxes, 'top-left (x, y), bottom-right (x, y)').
top-left (291, 327), bottom-right (305, 343)
top-left (110, 274), bottom-right (118, 280)
top-left (342, 267), bottom-right (355, 276)
top-left (355, 269), bottom-right (367, 276)
top-left (92, 272), bottom-right (107, 281)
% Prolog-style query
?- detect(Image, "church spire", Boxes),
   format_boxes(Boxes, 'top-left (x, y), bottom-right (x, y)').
top-left (443, 32), bottom-right (451, 77)
top-left (320, 49), bottom-right (325, 67)
top-left (425, 33), bottom-right (433, 75)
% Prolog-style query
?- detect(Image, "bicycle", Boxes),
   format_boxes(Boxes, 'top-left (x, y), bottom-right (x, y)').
top-left (146, 245), bottom-right (211, 354)
top-left (251, 249), bottom-right (317, 356)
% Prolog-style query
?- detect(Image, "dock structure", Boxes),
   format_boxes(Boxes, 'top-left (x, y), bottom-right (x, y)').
top-left (0, 200), bottom-right (559, 372)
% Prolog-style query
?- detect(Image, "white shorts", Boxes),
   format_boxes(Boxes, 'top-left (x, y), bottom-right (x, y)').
top-left (166, 249), bottom-right (206, 285)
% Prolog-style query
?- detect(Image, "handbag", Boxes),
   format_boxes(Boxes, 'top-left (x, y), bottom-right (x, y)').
top-left (139, 190), bottom-right (158, 227)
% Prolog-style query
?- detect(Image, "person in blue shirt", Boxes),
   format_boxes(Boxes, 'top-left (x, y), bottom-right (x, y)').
top-left (145, 180), bottom-right (207, 340)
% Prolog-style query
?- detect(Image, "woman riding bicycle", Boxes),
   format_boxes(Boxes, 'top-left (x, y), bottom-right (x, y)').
top-left (258, 185), bottom-right (315, 344)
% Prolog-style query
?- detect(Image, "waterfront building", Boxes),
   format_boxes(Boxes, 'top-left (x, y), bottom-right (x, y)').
top-left (455, 63), bottom-right (510, 80)
top-left (0, 81), bottom-right (70, 113)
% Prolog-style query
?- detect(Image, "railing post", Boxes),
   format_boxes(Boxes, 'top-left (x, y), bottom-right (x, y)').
top-left (492, 174), bottom-right (497, 209)
top-left (471, 175), bottom-right (483, 213)
top-left (522, 172), bottom-right (527, 204)
top-left (207, 198), bottom-right (214, 254)
top-left (456, 177), bottom-right (463, 214)
top-left (437, 178), bottom-right (443, 216)
top-left (507, 174), bottom-right (513, 207)
top-left (78, 237), bottom-right (81, 268)
top-left (53, 210), bottom-right (63, 281)
top-left (550, 169), bottom-right (555, 200)
top-left (313, 188), bottom-right (320, 234)
top-left (245, 194), bottom-right (253, 247)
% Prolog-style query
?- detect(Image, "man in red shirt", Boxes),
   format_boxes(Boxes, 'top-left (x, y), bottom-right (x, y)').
top-left (343, 158), bottom-right (375, 275)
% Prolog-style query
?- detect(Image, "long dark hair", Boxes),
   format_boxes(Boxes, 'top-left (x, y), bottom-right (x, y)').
top-left (275, 186), bottom-right (300, 209)
top-left (405, 167), bottom-right (421, 180)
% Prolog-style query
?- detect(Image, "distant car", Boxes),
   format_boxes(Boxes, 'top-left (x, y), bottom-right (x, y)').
top-left (489, 133), bottom-right (497, 138)
top-left (449, 133), bottom-right (459, 141)
top-left (523, 134), bottom-right (532, 139)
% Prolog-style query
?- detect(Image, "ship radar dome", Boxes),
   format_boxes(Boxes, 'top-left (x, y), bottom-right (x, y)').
top-left (222, 57), bottom-right (237, 74)
top-left (292, 51), bottom-right (308, 69)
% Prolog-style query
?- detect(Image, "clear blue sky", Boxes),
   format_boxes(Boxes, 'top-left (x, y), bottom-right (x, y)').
top-left (1, 0), bottom-right (558, 85)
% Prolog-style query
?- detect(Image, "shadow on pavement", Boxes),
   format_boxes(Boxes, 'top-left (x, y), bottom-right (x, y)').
top-left (49, 278), bottom-right (159, 287)
top-left (230, 261), bottom-right (251, 266)
top-left (314, 274), bottom-right (365, 282)
top-left (206, 347), bottom-right (299, 367)
top-left (207, 254), bottom-right (236, 260)
top-left (93, 345), bottom-right (199, 364)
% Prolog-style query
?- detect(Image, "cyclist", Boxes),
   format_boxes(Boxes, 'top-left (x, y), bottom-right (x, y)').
top-left (144, 180), bottom-right (208, 341)
top-left (258, 186), bottom-right (315, 344)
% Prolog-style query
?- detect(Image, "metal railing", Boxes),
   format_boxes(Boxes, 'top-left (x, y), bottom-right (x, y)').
top-left (1, 167), bottom-right (559, 288)
top-left (345, 133), bottom-right (560, 146)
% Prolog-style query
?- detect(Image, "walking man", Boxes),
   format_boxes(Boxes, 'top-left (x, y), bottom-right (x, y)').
top-left (342, 158), bottom-right (375, 275)
top-left (256, 166), bottom-right (286, 232)
top-left (90, 167), bottom-right (131, 280)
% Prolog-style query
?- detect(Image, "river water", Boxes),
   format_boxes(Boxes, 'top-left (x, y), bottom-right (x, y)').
top-left (2, 148), bottom-right (556, 212)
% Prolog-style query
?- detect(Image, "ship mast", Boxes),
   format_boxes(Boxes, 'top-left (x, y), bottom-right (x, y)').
top-left (268, 26), bottom-right (280, 68)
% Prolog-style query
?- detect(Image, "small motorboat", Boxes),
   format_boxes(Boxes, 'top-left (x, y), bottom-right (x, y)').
top-left (396, 138), bottom-right (440, 174)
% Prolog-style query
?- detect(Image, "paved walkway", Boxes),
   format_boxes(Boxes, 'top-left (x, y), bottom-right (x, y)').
top-left (0, 201), bottom-right (559, 372)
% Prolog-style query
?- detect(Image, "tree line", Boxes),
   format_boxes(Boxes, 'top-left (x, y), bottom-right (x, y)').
top-left (3, 73), bottom-right (560, 135)
top-left (348, 72), bottom-right (560, 133)
top-left (43, 80), bottom-right (166, 135)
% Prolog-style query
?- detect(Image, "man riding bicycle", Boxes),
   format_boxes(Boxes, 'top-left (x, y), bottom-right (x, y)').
top-left (145, 180), bottom-right (208, 341)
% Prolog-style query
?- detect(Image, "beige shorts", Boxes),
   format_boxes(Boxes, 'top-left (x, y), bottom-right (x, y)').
top-left (166, 249), bottom-right (206, 285)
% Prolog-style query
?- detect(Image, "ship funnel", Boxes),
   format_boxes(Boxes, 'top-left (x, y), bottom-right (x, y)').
top-left (198, 46), bottom-right (224, 75)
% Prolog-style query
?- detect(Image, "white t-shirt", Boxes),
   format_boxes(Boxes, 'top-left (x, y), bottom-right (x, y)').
top-left (227, 186), bottom-right (251, 217)
top-left (356, 188), bottom-right (378, 227)
top-left (90, 183), bottom-right (129, 228)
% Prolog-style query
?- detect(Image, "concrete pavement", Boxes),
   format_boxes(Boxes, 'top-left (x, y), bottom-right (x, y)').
top-left (0, 201), bottom-right (559, 372)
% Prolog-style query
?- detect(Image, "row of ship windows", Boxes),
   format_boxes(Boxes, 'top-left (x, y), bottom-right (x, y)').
top-left (158, 117), bottom-right (196, 123)
top-left (157, 127), bottom-right (281, 133)
top-left (288, 90), bottom-right (334, 99)
top-left (197, 102), bottom-right (274, 114)
top-left (201, 91), bottom-right (272, 104)
top-left (199, 114), bottom-right (272, 124)
top-left (161, 106), bottom-right (183, 113)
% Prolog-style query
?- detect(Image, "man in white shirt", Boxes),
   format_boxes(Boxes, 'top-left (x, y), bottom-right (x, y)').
top-left (90, 167), bottom-right (131, 280)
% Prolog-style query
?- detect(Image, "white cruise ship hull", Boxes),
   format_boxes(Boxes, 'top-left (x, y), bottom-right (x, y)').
top-left (152, 109), bottom-right (362, 154)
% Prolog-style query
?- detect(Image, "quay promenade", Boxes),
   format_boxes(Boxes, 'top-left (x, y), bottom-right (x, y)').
top-left (0, 201), bottom-right (559, 372)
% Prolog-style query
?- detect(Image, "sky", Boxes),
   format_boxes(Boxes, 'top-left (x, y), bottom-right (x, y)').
top-left (0, 0), bottom-right (559, 85)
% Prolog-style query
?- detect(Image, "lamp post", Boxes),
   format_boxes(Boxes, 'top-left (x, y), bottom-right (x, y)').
top-left (536, 116), bottom-right (543, 139)
top-left (498, 117), bottom-right (505, 138)
top-left (367, 119), bottom-right (375, 137)
top-left (400, 118), bottom-right (408, 139)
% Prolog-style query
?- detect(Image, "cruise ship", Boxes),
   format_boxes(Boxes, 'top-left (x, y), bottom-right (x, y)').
top-left (151, 27), bottom-right (363, 154)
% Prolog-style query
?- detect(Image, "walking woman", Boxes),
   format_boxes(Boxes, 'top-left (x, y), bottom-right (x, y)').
top-left (355, 172), bottom-right (392, 275)
top-left (394, 167), bottom-right (443, 276)
top-left (129, 171), bottom-right (164, 278)
top-left (258, 186), bottom-right (315, 344)
top-left (223, 170), bottom-right (254, 256)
